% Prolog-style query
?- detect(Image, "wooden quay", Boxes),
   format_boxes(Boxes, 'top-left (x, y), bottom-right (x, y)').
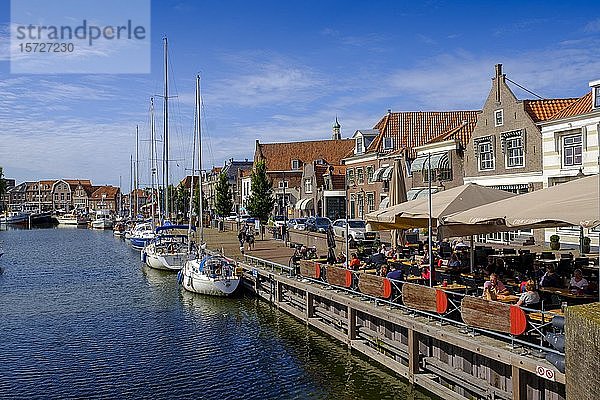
top-left (238, 258), bottom-right (566, 400)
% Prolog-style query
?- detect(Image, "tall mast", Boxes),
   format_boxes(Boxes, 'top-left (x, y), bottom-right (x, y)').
top-left (129, 154), bottom-right (133, 219)
top-left (150, 97), bottom-right (158, 227)
top-left (197, 74), bottom-right (204, 242)
top-left (135, 125), bottom-right (139, 218)
top-left (187, 76), bottom-right (198, 253)
top-left (163, 37), bottom-right (170, 221)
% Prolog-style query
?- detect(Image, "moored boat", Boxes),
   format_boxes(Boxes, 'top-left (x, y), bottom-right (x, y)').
top-left (56, 212), bottom-right (88, 226)
top-left (142, 225), bottom-right (196, 271)
top-left (0, 211), bottom-right (29, 225)
top-left (179, 254), bottom-right (242, 296)
top-left (129, 222), bottom-right (155, 250)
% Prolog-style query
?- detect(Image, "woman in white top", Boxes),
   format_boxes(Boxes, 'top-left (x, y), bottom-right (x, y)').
top-left (516, 281), bottom-right (541, 307)
top-left (569, 269), bottom-right (589, 290)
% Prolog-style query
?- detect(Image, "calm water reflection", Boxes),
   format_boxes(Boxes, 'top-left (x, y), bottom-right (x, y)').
top-left (0, 227), bottom-right (433, 399)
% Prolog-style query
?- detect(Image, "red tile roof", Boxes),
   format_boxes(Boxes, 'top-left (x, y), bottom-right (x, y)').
top-left (523, 99), bottom-right (579, 122)
top-left (91, 185), bottom-right (119, 200)
top-left (426, 120), bottom-right (478, 146)
top-left (256, 139), bottom-right (354, 171)
top-left (370, 110), bottom-right (479, 156)
top-left (548, 92), bottom-right (593, 121)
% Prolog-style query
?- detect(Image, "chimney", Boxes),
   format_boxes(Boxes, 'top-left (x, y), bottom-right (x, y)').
top-left (387, 109), bottom-right (392, 115)
top-left (495, 64), bottom-right (504, 103)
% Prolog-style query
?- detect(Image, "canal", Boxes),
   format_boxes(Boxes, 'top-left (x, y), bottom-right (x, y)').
top-left (0, 227), bottom-right (434, 399)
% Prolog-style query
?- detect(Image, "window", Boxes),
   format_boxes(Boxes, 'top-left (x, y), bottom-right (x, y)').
top-left (291, 159), bottom-right (301, 170)
top-left (304, 178), bottom-right (312, 194)
top-left (383, 137), bottom-right (393, 150)
top-left (563, 134), bottom-right (582, 167)
top-left (278, 180), bottom-right (288, 188)
top-left (479, 141), bottom-right (495, 170)
top-left (366, 166), bottom-right (374, 183)
top-left (366, 192), bottom-right (375, 213)
top-left (494, 109), bottom-right (504, 127)
top-left (347, 169), bottom-right (355, 185)
top-left (349, 194), bottom-right (356, 219)
top-left (356, 168), bottom-right (364, 184)
top-left (355, 138), bottom-right (363, 154)
top-left (357, 193), bottom-right (364, 218)
top-left (595, 87), bottom-right (600, 109)
top-left (506, 137), bottom-right (524, 167)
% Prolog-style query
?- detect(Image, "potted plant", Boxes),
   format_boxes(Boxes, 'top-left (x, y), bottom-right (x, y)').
top-left (582, 236), bottom-right (591, 254)
top-left (549, 234), bottom-right (560, 250)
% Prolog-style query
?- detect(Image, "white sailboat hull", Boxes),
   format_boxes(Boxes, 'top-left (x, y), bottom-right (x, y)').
top-left (180, 258), bottom-right (240, 297)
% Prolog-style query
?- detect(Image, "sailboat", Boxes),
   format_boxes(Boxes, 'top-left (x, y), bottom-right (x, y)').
top-left (143, 224), bottom-right (196, 270)
top-left (179, 75), bottom-right (242, 296)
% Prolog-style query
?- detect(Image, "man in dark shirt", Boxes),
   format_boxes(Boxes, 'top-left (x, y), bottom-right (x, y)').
top-left (540, 265), bottom-right (562, 288)
top-left (386, 264), bottom-right (404, 281)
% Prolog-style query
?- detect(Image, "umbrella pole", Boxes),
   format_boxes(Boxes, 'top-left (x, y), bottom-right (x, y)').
top-left (428, 154), bottom-right (433, 287)
top-left (470, 234), bottom-right (475, 273)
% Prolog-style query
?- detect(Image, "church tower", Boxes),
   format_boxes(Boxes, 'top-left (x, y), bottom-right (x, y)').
top-left (332, 117), bottom-right (341, 140)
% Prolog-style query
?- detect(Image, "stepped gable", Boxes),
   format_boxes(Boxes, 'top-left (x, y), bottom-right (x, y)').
top-left (523, 98), bottom-right (579, 122)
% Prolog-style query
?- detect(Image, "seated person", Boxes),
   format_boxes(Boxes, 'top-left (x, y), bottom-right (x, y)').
top-left (569, 269), bottom-right (589, 291)
top-left (483, 273), bottom-right (510, 296)
top-left (368, 251), bottom-right (386, 270)
top-left (448, 253), bottom-right (462, 268)
top-left (539, 265), bottom-right (562, 288)
top-left (421, 265), bottom-right (431, 280)
top-left (348, 253), bottom-right (361, 270)
top-left (516, 281), bottom-right (540, 307)
top-left (386, 264), bottom-right (404, 281)
top-left (453, 238), bottom-right (469, 251)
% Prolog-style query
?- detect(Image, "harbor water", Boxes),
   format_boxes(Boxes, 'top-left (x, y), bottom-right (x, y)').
top-left (0, 227), bottom-right (433, 399)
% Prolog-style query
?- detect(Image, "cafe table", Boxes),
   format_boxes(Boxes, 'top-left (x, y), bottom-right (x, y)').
top-left (539, 287), bottom-right (596, 301)
top-left (495, 294), bottom-right (520, 303)
top-left (528, 308), bottom-right (563, 323)
top-left (433, 283), bottom-right (467, 292)
top-left (405, 275), bottom-right (424, 282)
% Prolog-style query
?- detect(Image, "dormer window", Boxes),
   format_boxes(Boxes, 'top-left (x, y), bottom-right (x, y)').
top-left (595, 87), bottom-right (600, 109)
top-left (291, 159), bottom-right (301, 170)
top-left (356, 138), bottom-right (364, 154)
top-left (383, 137), bottom-right (393, 150)
top-left (494, 109), bottom-right (504, 127)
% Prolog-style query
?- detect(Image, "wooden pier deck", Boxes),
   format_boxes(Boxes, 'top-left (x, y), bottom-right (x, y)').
top-left (202, 227), bottom-right (567, 400)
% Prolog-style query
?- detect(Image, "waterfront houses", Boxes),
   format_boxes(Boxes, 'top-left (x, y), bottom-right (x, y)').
top-left (539, 79), bottom-right (600, 249)
top-left (343, 109), bottom-right (479, 219)
top-left (253, 125), bottom-right (355, 219)
top-left (464, 64), bottom-right (578, 244)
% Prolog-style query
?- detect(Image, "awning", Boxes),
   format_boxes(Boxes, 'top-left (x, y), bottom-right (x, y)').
top-left (406, 188), bottom-right (439, 201)
top-left (294, 197), bottom-right (314, 210)
top-left (379, 197), bottom-right (389, 209)
top-left (410, 153), bottom-right (449, 174)
top-left (372, 166), bottom-right (387, 182)
top-left (381, 166), bottom-right (393, 181)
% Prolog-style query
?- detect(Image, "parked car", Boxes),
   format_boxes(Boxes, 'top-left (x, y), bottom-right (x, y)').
top-left (305, 216), bottom-right (332, 233)
top-left (225, 212), bottom-right (238, 221)
top-left (272, 215), bottom-right (286, 227)
top-left (287, 218), bottom-right (307, 230)
top-left (331, 219), bottom-right (377, 243)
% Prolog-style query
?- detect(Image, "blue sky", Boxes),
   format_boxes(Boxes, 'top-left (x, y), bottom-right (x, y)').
top-left (1, 0), bottom-right (599, 188)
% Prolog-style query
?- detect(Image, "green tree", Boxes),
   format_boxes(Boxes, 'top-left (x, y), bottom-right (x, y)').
top-left (173, 185), bottom-right (189, 222)
top-left (246, 160), bottom-right (275, 223)
top-left (214, 172), bottom-right (233, 218)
